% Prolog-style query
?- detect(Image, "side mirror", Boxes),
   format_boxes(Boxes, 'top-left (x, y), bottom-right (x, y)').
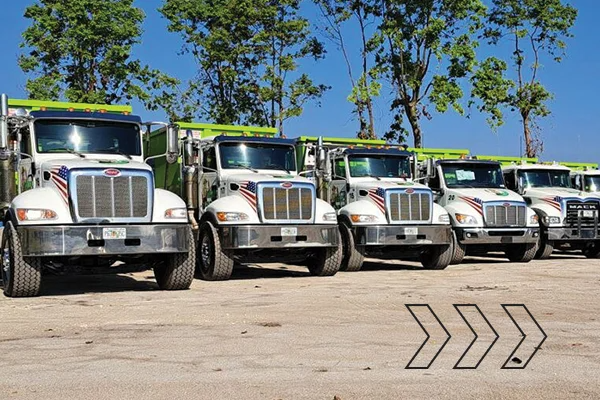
top-left (166, 124), bottom-right (179, 164)
top-left (517, 176), bottom-right (525, 194)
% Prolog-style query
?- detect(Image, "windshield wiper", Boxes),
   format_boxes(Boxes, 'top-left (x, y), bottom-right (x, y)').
top-left (364, 174), bottom-right (381, 181)
top-left (47, 147), bottom-right (86, 158)
top-left (230, 164), bottom-right (259, 173)
top-left (93, 148), bottom-right (132, 160)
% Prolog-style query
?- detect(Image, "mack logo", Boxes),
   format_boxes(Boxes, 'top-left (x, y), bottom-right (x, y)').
top-left (103, 168), bottom-right (121, 177)
top-left (567, 203), bottom-right (598, 210)
top-left (405, 188), bottom-right (415, 194)
top-left (280, 182), bottom-right (293, 189)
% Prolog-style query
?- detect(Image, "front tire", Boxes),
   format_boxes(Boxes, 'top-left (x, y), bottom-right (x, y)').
top-left (420, 244), bottom-right (453, 270)
top-left (154, 227), bottom-right (196, 290)
top-left (1, 221), bottom-right (42, 297)
top-left (535, 233), bottom-right (554, 260)
top-left (450, 231), bottom-right (466, 265)
top-left (307, 232), bottom-right (342, 276)
top-left (197, 221), bottom-right (234, 281)
top-left (339, 224), bottom-right (365, 271)
top-left (583, 243), bottom-right (600, 259)
top-left (505, 242), bottom-right (537, 263)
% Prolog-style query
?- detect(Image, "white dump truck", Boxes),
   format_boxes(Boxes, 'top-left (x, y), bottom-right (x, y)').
top-left (296, 137), bottom-right (453, 271)
top-left (0, 95), bottom-right (195, 297)
top-left (419, 156), bottom-right (540, 264)
top-left (502, 162), bottom-right (600, 259)
top-left (147, 123), bottom-right (341, 280)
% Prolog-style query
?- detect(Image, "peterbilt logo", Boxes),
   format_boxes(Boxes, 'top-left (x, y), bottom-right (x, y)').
top-left (405, 188), bottom-right (415, 194)
top-left (567, 203), bottom-right (598, 210)
top-left (103, 168), bottom-right (121, 177)
top-left (503, 203), bottom-right (511, 207)
top-left (280, 182), bottom-right (293, 189)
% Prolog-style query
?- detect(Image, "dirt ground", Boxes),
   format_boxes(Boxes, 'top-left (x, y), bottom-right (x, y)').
top-left (0, 253), bottom-right (599, 400)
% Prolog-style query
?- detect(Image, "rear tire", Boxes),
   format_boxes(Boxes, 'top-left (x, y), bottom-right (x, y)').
top-left (583, 243), bottom-right (600, 259)
top-left (154, 227), bottom-right (196, 290)
top-left (1, 221), bottom-right (42, 297)
top-left (197, 221), bottom-right (234, 281)
top-left (307, 232), bottom-right (342, 276)
top-left (420, 244), bottom-right (453, 270)
top-left (505, 242), bottom-right (537, 263)
top-left (339, 224), bottom-right (365, 271)
top-left (535, 234), bottom-right (554, 260)
top-left (450, 231), bottom-right (466, 265)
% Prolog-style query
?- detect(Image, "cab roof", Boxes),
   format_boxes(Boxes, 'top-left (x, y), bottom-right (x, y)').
top-left (436, 159), bottom-right (501, 166)
top-left (210, 135), bottom-right (295, 146)
top-left (30, 110), bottom-right (142, 123)
top-left (343, 147), bottom-right (412, 157)
top-left (502, 163), bottom-right (571, 172)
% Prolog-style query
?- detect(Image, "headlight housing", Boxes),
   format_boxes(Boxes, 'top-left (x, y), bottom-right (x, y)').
top-left (16, 208), bottom-right (57, 221)
top-left (438, 214), bottom-right (450, 223)
top-left (216, 212), bottom-right (249, 222)
top-left (164, 208), bottom-right (188, 219)
top-left (543, 216), bottom-right (561, 225)
top-left (323, 212), bottom-right (338, 222)
top-left (455, 213), bottom-right (477, 224)
top-left (350, 214), bottom-right (378, 223)
top-left (530, 214), bottom-right (539, 224)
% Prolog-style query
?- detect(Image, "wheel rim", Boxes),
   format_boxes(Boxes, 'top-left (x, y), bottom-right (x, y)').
top-left (200, 233), bottom-right (212, 272)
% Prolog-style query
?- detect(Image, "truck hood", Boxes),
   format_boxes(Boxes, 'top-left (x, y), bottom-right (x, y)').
top-left (447, 188), bottom-right (525, 203)
top-left (223, 172), bottom-right (313, 186)
top-left (353, 180), bottom-right (431, 192)
top-left (524, 187), bottom-right (598, 200)
top-left (41, 158), bottom-right (152, 172)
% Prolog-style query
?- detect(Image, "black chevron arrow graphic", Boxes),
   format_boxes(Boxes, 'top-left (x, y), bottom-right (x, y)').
top-left (453, 304), bottom-right (499, 369)
top-left (405, 304), bottom-right (451, 369)
top-left (501, 304), bottom-right (548, 369)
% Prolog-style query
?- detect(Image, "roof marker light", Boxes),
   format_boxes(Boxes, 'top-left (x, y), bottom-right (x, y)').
top-left (68, 107), bottom-right (75, 112)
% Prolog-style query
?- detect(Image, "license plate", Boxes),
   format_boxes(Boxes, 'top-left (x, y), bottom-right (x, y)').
top-left (281, 227), bottom-right (298, 237)
top-left (404, 227), bottom-right (418, 236)
top-left (103, 228), bottom-right (126, 240)
top-left (581, 210), bottom-right (596, 218)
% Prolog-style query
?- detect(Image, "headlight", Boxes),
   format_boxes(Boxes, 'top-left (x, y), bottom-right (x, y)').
top-left (455, 213), bottom-right (477, 224)
top-left (438, 214), bottom-right (450, 223)
top-left (543, 216), bottom-right (561, 225)
top-left (216, 212), bottom-right (249, 222)
top-left (323, 212), bottom-right (338, 222)
top-left (530, 215), bottom-right (539, 224)
top-left (164, 208), bottom-right (188, 219)
top-left (350, 214), bottom-right (378, 223)
top-left (16, 208), bottom-right (57, 221)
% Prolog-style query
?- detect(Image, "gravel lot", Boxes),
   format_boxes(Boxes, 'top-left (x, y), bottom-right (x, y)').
top-left (0, 254), bottom-right (598, 400)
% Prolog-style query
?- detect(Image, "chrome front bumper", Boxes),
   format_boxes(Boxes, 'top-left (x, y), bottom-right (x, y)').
top-left (456, 227), bottom-right (539, 244)
top-left (547, 226), bottom-right (600, 241)
top-left (354, 225), bottom-right (452, 246)
top-left (219, 224), bottom-right (339, 249)
top-left (18, 224), bottom-right (190, 257)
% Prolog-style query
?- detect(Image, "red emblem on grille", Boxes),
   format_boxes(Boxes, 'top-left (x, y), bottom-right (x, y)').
top-left (503, 202), bottom-right (511, 207)
top-left (281, 182), bottom-right (293, 189)
top-left (104, 168), bottom-right (121, 177)
top-left (405, 188), bottom-right (415, 194)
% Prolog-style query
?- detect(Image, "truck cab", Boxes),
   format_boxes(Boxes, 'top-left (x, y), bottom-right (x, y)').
top-left (0, 95), bottom-right (195, 297)
top-left (503, 163), bottom-right (600, 259)
top-left (148, 123), bottom-right (341, 280)
top-left (297, 137), bottom-right (453, 271)
top-left (423, 158), bottom-right (540, 264)
top-left (570, 168), bottom-right (600, 196)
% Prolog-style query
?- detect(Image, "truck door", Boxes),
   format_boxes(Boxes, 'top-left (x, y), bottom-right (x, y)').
top-left (18, 126), bottom-right (35, 192)
top-left (199, 146), bottom-right (218, 211)
top-left (329, 157), bottom-right (348, 210)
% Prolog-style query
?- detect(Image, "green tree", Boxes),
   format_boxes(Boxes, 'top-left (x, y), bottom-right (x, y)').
top-left (374, 0), bottom-right (485, 146)
top-left (470, 0), bottom-right (577, 158)
top-left (317, 0), bottom-right (380, 139)
top-left (19, 0), bottom-right (173, 105)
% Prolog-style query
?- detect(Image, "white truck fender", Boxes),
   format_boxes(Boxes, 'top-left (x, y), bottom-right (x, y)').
top-left (432, 203), bottom-right (451, 224)
top-left (152, 188), bottom-right (188, 223)
top-left (315, 198), bottom-right (337, 224)
top-left (10, 188), bottom-right (73, 225)
top-left (205, 196), bottom-right (260, 224)
top-left (338, 200), bottom-right (386, 224)
top-left (444, 202), bottom-right (484, 226)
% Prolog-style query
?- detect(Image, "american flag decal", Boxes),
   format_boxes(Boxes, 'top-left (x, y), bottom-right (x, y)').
top-left (459, 196), bottom-right (484, 215)
top-left (368, 187), bottom-right (386, 213)
top-left (541, 197), bottom-right (562, 211)
top-left (239, 181), bottom-right (257, 211)
top-left (51, 165), bottom-right (69, 204)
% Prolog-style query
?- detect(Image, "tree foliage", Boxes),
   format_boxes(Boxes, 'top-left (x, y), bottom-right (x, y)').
top-left (160, 0), bottom-right (327, 133)
top-left (19, 0), bottom-right (174, 105)
top-left (470, 0), bottom-right (577, 157)
top-left (372, 0), bottom-right (485, 146)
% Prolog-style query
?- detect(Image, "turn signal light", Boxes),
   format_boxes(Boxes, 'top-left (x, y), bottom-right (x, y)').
top-left (16, 208), bottom-right (57, 221)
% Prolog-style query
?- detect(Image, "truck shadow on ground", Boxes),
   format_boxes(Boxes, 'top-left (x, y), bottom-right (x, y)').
top-left (3, 273), bottom-right (160, 297)
top-left (228, 264), bottom-right (312, 280)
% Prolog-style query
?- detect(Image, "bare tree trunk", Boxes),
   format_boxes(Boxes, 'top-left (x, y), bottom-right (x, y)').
top-left (404, 102), bottom-right (422, 148)
top-left (366, 100), bottom-right (375, 139)
top-left (522, 111), bottom-right (534, 158)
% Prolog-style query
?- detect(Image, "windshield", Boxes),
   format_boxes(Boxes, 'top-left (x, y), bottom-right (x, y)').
top-left (219, 142), bottom-right (296, 171)
top-left (441, 163), bottom-right (505, 188)
top-left (519, 169), bottom-right (571, 188)
top-left (348, 155), bottom-right (411, 178)
top-left (584, 175), bottom-right (600, 192)
top-left (35, 119), bottom-right (141, 155)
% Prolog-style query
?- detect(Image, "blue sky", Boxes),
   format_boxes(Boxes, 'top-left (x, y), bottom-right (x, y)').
top-left (0, 0), bottom-right (597, 163)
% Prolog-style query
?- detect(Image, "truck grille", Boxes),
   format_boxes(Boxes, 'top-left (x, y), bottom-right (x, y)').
top-left (388, 191), bottom-right (431, 222)
top-left (261, 185), bottom-right (313, 222)
top-left (74, 174), bottom-right (150, 220)
top-left (484, 204), bottom-right (526, 227)
top-left (565, 200), bottom-right (599, 226)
